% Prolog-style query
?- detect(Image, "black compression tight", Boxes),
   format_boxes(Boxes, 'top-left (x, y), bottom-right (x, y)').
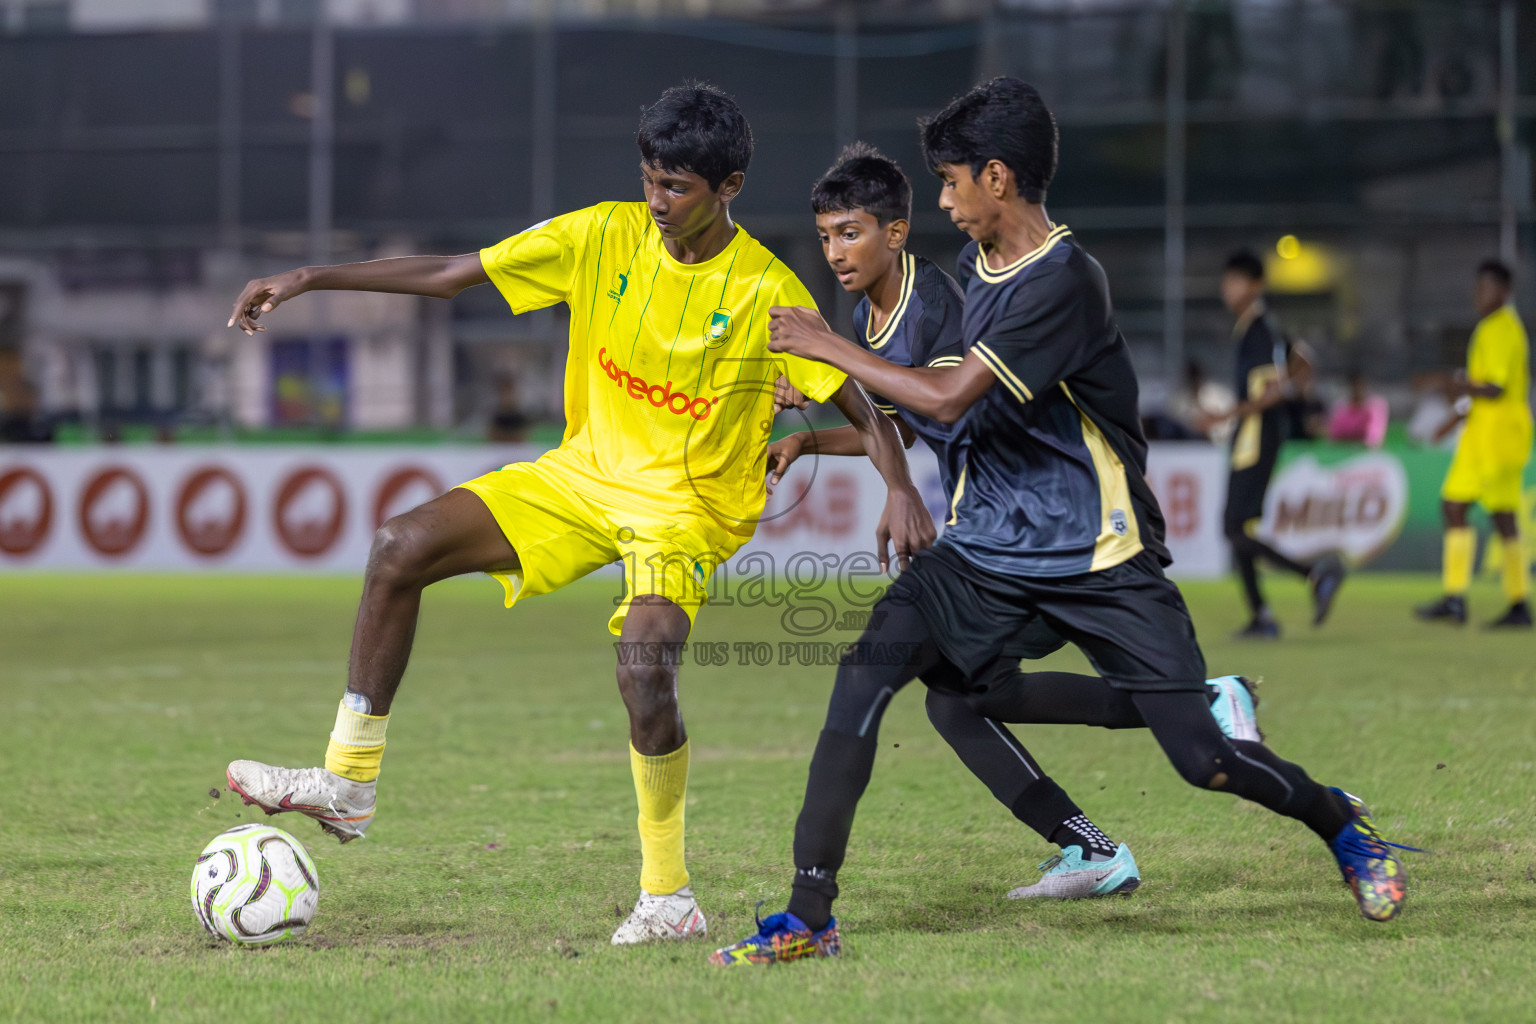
top-left (787, 605), bottom-right (1350, 932)
top-left (947, 665), bottom-right (1149, 729)
top-left (1129, 690), bottom-right (1347, 840)
top-left (924, 689), bottom-right (1084, 840)
top-left (1227, 524), bottom-right (1312, 617)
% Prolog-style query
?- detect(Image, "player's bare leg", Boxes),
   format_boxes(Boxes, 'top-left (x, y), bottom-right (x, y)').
top-left (228, 488), bottom-right (520, 841)
top-left (345, 488), bottom-right (521, 714)
top-left (611, 596), bottom-right (707, 944)
top-left (615, 596), bottom-right (691, 755)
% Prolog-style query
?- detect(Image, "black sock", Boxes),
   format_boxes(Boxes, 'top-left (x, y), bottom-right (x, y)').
top-left (787, 868), bottom-right (836, 932)
top-left (1048, 813), bottom-right (1117, 860)
top-left (1007, 777), bottom-right (1082, 842)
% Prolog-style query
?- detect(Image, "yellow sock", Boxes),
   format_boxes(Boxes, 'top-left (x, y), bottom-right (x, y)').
top-left (1482, 533), bottom-right (1503, 578)
top-left (1501, 534), bottom-right (1530, 603)
top-left (324, 702), bottom-right (389, 782)
top-left (1442, 527), bottom-right (1474, 596)
top-left (630, 741), bottom-right (690, 894)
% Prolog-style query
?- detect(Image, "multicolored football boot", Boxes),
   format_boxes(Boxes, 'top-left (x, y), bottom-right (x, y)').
top-left (1328, 788), bottom-right (1423, 922)
top-left (708, 908), bottom-right (840, 965)
top-left (1006, 843), bottom-right (1140, 900)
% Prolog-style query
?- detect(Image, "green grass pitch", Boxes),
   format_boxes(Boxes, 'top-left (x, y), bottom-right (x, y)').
top-left (2, 572), bottom-right (1534, 1022)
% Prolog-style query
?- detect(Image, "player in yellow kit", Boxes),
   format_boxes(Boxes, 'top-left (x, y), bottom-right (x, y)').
top-left (219, 83), bottom-right (932, 945)
top-left (1417, 258), bottom-right (1533, 628)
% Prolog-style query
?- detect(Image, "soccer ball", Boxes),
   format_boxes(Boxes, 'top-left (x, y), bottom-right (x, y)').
top-left (191, 824), bottom-right (319, 945)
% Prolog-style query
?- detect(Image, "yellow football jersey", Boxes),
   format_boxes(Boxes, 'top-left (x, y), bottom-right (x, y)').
top-left (1463, 303), bottom-right (1533, 469)
top-left (479, 202), bottom-right (846, 530)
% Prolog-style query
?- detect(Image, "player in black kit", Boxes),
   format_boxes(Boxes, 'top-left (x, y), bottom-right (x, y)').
top-left (765, 142), bottom-right (1266, 903)
top-left (1217, 250), bottom-right (1346, 639)
top-left (712, 80), bottom-right (1417, 966)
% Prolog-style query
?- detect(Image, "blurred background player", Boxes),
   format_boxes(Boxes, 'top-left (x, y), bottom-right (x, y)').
top-left (1416, 259), bottom-right (1533, 629)
top-left (221, 83), bottom-right (932, 947)
top-left (1211, 249), bottom-right (1345, 639)
top-left (768, 142), bottom-right (1264, 900)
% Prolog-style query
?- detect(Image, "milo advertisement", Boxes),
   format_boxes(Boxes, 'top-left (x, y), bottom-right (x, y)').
top-left (1261, 440), bottom-right (1536, 571)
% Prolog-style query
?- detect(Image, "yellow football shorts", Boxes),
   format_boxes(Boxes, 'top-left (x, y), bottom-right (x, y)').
top-left (456, 457), bottom-right (744, 634)
top-left (1441, 442), bottom-right (1526, 512)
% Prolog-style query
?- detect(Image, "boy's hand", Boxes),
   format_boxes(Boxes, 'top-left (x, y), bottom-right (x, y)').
top-left (228, 269), bottom-right (310, 335)
top-left (765, 434), bottom-right (805, 495)
top-left (876, 486), bottom-right (936, 573)
top-left (768, 306), bottom-right (837, 361)
top-left (773, 375), bottom-right (810, 412)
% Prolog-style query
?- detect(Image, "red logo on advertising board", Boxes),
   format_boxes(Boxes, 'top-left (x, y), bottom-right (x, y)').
top-left (759, 472), bottom-right (857, 538)
top-left (273, 466), bottom-right (347, 558)
top-left (0, 467), bottom-right (53, 556)
top-left (373, 467), bottom-right (445, 529)
top-left (176, 467), bottom-right (247, 557)
top-left (1162, 471), bottom-right (1200, 539)
top-left (79, 467), bottom-right (150, 557)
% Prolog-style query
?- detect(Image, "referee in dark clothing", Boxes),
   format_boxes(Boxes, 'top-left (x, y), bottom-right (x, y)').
top-left (1215, 250), bottom-right (1345, 638)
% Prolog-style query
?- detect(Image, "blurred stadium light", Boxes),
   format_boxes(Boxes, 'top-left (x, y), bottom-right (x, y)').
top-left (0, 0), bottom-right (1531, 441)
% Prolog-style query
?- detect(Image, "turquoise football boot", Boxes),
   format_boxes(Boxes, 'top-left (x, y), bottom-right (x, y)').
top-left (1006, 843), bottom-right (1140, 900)
top-left (1207, 675), bottom-right (1262, 742)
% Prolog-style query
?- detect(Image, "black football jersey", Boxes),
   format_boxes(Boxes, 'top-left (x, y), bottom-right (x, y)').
top-left (1229, 305), bottom-right (1291, 471)
top-left (940, 226), bottom-right (1169, 577)
top-left (850, 252), bottom-right (968, 496)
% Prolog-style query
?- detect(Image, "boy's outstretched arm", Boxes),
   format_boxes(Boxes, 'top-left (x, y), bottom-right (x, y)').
top-left (769, 305), bottom-right (995, 424)
top-left (825, 378), bottom-right (934, 572)
top-left (766, 416), bottom-right (914, 494)
top-left (228, 254), bottom-right (489, 334)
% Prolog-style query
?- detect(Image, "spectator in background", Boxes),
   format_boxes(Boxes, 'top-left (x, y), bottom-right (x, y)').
top-left (1150, 357), bottom-right (1235, 443)
top-left (0, 358), bottom-right (53, 444)
top-left (1327, 372), bottom-right (1389, 448)
top-left (1405, 370), bottom-right (1462, 448)
top-left (1282, 338), bottom-right (1327, 440)
top-left (487, 372), bottom-right (529, 443)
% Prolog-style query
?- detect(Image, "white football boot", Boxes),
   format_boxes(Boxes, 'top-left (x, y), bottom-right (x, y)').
top-left (610, 886), bottom-right (708, 946)
top-left (226, 760), bottom-right (376, 843)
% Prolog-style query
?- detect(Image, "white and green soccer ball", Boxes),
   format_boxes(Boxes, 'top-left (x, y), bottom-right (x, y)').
top-left (191, 824), bottom-right (319, 945)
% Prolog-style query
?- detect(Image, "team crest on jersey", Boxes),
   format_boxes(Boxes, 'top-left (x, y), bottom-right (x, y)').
top-left (704, 308), bottom-right (733, 346)
top-left (1110, 509), bottom-right (1129, 536)
top-left (607, 271), bottom-right (629, 302)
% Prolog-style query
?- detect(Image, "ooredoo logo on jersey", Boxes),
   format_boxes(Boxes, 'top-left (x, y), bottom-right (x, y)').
top-left (597, 348), bottom-right (718, 420)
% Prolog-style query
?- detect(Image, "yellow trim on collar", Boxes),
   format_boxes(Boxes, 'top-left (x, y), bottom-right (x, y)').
top-left (973, 224), bottom-right (1071, 284)
top-left (866, 251), bottom-right (916, 350)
